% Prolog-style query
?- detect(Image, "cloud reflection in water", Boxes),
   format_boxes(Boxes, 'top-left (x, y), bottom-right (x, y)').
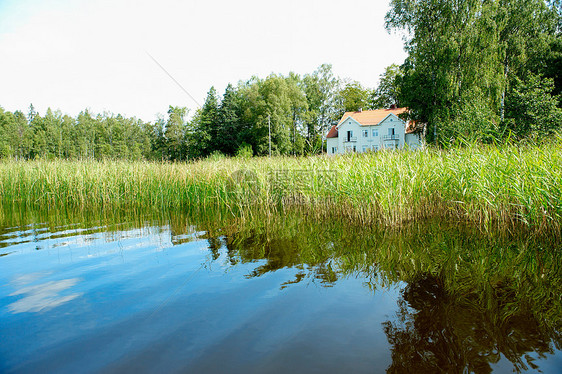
top-left (8, 274), bottom-right (82, 313)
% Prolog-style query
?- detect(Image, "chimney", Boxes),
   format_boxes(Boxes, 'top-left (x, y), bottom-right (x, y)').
top-left (390, 104), bottom-right (397, 109)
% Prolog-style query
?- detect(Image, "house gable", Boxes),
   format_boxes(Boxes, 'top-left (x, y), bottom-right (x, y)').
top-left (378, 113), bottom-right (406, 127)
top-left (337, 118), bottom-right (362, 140)
top-left (336, 115), bottom-right (362, 130)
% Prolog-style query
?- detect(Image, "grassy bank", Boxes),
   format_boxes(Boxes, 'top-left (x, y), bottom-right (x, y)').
top-left (1, 140), bottom-right (561, 234)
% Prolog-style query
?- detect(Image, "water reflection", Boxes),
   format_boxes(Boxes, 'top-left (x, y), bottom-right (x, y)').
top-left (0, 206), bottom-right (561, 373)
top-left (201, 212), bottom-right (562, 372)
top-left (8, 273), bottom-right (82, 313)
top-left (221, 231), bottom-right (340, 286)
top-left (383, 274), bottom-right (559, 373)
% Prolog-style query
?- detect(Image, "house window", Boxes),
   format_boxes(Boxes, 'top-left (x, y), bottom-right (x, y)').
top-left (362, 130), bottom-right (368, 137)
top-left (331, 147), bottom-right (337, 154)
top-left (389, 128), bottom-right (395, 136)
top-left (372, 129), bottom-right (378, 137)
top-left (346, 130), bottom-right (353, 142)
top-left (353, 145), bottom-right (356, 152)
top-left (373, 145), bottom-right (379, 151)
top-left (362, 145), bottom-right (368, 152)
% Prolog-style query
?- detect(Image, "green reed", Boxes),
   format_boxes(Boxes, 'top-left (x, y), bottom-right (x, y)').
top-left (1, 138), bottom-right (561, 234)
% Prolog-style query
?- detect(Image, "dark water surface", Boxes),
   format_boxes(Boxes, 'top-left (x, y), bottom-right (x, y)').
top-left (1, 208), bottom-right (561, 373)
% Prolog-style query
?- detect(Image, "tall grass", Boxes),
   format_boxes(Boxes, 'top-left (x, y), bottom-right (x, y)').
top-left (1, 139), bottom-right (561, 234)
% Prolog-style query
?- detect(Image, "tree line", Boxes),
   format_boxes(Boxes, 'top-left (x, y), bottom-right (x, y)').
top-left (0, 64), bottom-right (391, 161)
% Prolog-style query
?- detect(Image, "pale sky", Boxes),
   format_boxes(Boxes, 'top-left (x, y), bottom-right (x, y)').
top-left (0, 0), bottom-right (407, 122)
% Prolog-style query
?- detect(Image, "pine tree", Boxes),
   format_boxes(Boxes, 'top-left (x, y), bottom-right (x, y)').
top-left (217, 84), bottom-right (241, 155)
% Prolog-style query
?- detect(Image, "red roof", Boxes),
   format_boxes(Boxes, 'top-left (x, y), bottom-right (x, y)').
top-left (327, 125), bottom-right (338, 138)
top-left (337, 108), bottom-right (408, 126)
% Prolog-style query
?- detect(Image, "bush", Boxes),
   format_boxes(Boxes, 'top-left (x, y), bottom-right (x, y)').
top-left (236, 143), bottom-right (253, 158)
top-left (207, 150), bottom-right (226, 161)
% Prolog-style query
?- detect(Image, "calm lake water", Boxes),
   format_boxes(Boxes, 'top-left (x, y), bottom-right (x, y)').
top-left (1, 208), bottom-right (561, 373)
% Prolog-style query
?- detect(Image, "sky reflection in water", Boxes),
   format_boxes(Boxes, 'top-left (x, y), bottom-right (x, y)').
top-left (0, 209), bottom-right (561, 373)
top-left (8, 274), bottom-right (82, 313)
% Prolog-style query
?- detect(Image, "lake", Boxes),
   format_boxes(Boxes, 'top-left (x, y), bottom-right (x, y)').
top-left (1, 207), bottom-right (561, 373)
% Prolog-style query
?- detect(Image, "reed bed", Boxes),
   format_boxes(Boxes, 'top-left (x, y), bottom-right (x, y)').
top-left (1, 139), bottom-right (561, 234)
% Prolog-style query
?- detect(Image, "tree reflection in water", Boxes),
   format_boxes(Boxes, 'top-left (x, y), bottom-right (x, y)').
top-left (383, 274), bottom-right (559, 373)
top-left (202, 214), bottom-right (562, 373)
top-left (223, 229), bottom-right (340, 287)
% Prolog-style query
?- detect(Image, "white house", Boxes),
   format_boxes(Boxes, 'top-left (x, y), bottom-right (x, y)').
top-left (326, 107), bottom-right (422, 155)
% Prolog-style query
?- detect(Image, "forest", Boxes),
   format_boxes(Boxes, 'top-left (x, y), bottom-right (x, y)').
top-left (0, 0), bottom-right (561, 161)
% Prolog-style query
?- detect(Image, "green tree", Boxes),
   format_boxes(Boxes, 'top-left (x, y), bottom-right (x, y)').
top-left (386, 0), bottom-right (561, 143)
top-left (256, 74), bottom-right (308, 155)
top-left (216, 84), bottom-right (242, 156)
top-left (302, 64), bottom-right (341, 153)
top-left (339, 80), bottom-right (370, 113)
top-left (27, 104), bottom-right (37, 123)
top-left (165, 106), bottom-right (189, 161)
top-left (60, 114), bottom-right (76, 158)
top-left (0, 107), bottom-right (14, 158)
top-left (30, 112), bottom-right (48, 158)
top-left (75, 110), bottom-right (97, 158)
top-left (371, 64), bottom-right (403, 109)
top-left (504, 74), bottom-right (562, 138)
top-left (0, 108), bottom-right (32, 159)
top-left (235, 75), bottom-right (302, 156)
top-left (285, 72), bottom-right (308, 155)
top-left (149, 116), bottom-right (168, 160)
top-left (14, 111), bottom-right (32, 159)
top-left (189, 88), bottom-right (219, 158)
top-left (42, 108), bottom-right (66, 158)
top-left (387, 0), bottom-right (505, 143)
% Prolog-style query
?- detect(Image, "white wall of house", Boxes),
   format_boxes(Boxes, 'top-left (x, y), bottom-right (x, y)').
top-left (327, 137), bottom-right (338, 155)
top-left (337, 117), bottom-right (361, 153)
top-left (405, 133), bottom-right (423, 150)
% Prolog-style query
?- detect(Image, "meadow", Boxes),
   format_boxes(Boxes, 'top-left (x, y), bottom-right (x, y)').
top-left (1, 138), bottom-right (561, 235)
